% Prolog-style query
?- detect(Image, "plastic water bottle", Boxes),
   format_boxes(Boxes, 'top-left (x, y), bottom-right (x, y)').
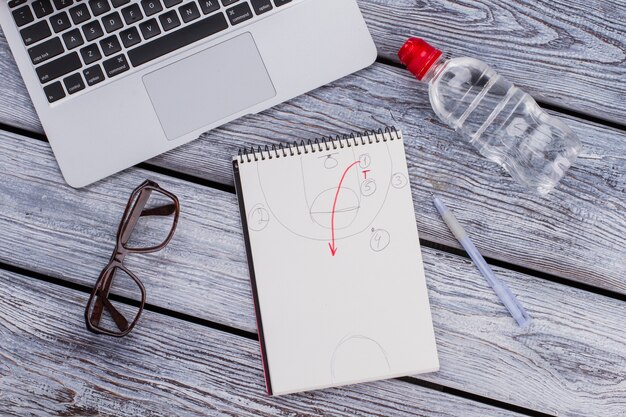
top-left (398, 37), bottom-right (582, 195)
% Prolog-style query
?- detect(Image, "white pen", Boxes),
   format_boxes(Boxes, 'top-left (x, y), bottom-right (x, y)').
top-left (433, 195), bottom-right (532, 328)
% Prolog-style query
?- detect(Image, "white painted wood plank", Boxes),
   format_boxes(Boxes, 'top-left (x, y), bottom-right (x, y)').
top-left (0, 61), bottom-right (623, 292)
top-left (0, 32), bottom-right (41, 133)
top-left (0, 131), bottom-right (624, 416)
top-left (152, 65), bottom-right (626, 293)
top-left (0, 270), bottom-right (522, 417)
top-left (357, 0), bottom-right (626, 124)
top-left (1, 0), bottom-right (625, 128)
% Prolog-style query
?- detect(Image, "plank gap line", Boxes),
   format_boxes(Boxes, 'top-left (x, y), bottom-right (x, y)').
top-left (398, 377), bottom-right (556, 417)
top-left (1, 124), bottom-right (624, 304)
top-left (420, 240), bottom-right (626, 303)
top-left (0, 260), bottom-right (257, 341)
top-left (0, 259), bottom-right (548, 417)
top-left (374, 55), bottom-right (626, 132)
top-left (0, 121), bottom-right (47, 142)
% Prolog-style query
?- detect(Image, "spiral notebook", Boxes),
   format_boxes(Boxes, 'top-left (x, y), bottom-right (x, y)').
top-left (232, 128), bottom-right (439, 396)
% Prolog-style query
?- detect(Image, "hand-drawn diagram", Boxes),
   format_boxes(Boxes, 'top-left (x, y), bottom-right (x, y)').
top-left (328, 161), bottom-right (360, 256)
top-left (310, 187), bottom-right (360, 230)
top-left (360, 179), bottom-right (377, 197)
top-left (370, 228), bottom-right (390, 252)
top-left (330, 334), bottom-right (391, 383)
top-left (358, 153), bottom-right (371, 169)
top-left (391, 173), bottom-right (408, 189)
top-left (256, 142), bottom-right (395, 244)
top-left (320, 154), bottom-right (339, 169)
top-left (248, 204), bottom-right (270, 231)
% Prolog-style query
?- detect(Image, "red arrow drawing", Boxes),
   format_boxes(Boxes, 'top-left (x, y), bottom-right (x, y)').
top-left (329, 161), bottom-right (360, 256)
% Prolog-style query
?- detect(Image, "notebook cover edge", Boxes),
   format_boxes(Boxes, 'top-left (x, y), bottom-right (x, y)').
top-left (232, 158), bottom-right (274, 396)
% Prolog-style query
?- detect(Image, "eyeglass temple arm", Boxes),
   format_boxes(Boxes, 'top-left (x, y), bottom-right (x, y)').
top-left (120, 189), bottom-right (177, 244)
top-left (90, 269), bottom-right (123, 328)
top-left (90, 268), bottom-right (114, 322)
top-left (101, 295), bottom-right (130, 331)
top-left (120, 189), bottom-right (153, 245)
top-left (91, 288), bottom-right (130, 332)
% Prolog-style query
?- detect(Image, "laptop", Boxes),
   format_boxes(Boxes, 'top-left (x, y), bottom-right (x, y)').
top-left (0, 0), bottom-right (376, 187)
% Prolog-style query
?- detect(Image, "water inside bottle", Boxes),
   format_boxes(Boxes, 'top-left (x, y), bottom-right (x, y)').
top-left (428, 57), bottom-right (581, 195)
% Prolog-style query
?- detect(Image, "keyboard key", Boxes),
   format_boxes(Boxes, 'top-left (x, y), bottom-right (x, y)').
top-left (103, 54), bottom-right (130, 77)
top-left (9, 0), bottom-right (28, 8)
top-left (12, 6), bottom-right (34, 27)
top-left (80, 43), bottom-right (102, 64)
top-left (139, 18), bottom-right (161, 39)
top-left (120, 27), bottom-right (141, 47)
top-left (83, 64), bottom-right (106, 85)
top-left (250, 0), bottom-right (272, 15)
top-left (199, 0), bottom-right (219, 14)
top-left (100, 35), bottom-right (121, 56)
top-left (62, 28), bottom-right (84, 49)
top-left (128, 12), bottom-right (228, 67)
top-left (89, 0), bottom-right (111, 16)
top-left (63, 72), bottom-right (85, 94)
top-left (102, 11), bottom-right (123, 32)
top-left (50, 11), bottom-right (71, 32)
top-left (179, 2), bottom-right (200, 23)
top-left (226, 2), bottom-right (252, 25)
top-left (111, 0), bottom-right (131, 7)
top-left (159, 10), bottom-right (180, 31)
top-left (221, 0), bottom-right (238, 5)
top-left (164, 0), bottom-right (182, 7)
top-left (43, 81), bottom-right (65, 103)
top-left (274, 0), bottom-right (291, 6)
top-left (20, 21), bottom-right (52, 46)
top-left (36, 52), bottom-right (81, 83)
top-left (53, 0), bottom-right (73, 10)
top-left (121, 3), bottom-right (142, 24)
top-left (141, 0), bottom-right (163, 16)
top-left (82, 20), bottom-right (104, 41)
top-left (69, 3), bottom-right (90, 24)
top-left (28, 37), bottom-right (64, 64)
top-left (32, 0), bottom-right (54, 18)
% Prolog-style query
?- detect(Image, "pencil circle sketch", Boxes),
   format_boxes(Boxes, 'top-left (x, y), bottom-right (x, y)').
top-left (360, 179), bottom-right (377, 197)
top-left (321, 154), bottom-right (339, 169)
top-left (256, 142), bottom-right (395, 241)
top-left (370, 229), bottom-right (390, 252)
top-left (330, 334), bottom-right (391, 383)
top-left (248, 204), bottom-right (270, 231)
top-left (391, 173), bottom-right (408, 189)
top-left (310, 187), bottom-right (360, 230)
top-left (359, 153), bottom-right (371, 169)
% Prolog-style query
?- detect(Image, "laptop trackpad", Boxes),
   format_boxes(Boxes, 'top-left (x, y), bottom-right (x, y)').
top-left (143, 33), bottom-right (276, 140)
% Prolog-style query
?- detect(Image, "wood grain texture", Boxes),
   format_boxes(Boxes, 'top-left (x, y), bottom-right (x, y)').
top-left (0, 58), bottom-right (623, 293)
top-left (0, 271), bottom-right (523, 417)
top-left (0, 32), bottom-right (41, 133)
top-left (156, 64), bottom-right (626, 294)
top-left (1, 131), bottom-right (625, 416)
top-left (356, 0), bottom-right (626, 124)
top-left (0, 0), bottom-right (625, 128)
top-left (0, 131), bottom-right (254, 333)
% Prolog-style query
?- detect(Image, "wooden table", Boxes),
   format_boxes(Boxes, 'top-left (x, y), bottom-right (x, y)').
top-left (1, 1), bottom-right (625, 416)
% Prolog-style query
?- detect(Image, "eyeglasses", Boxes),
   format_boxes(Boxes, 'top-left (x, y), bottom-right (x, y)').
top-left (85, 180), bottom-right (180, 337)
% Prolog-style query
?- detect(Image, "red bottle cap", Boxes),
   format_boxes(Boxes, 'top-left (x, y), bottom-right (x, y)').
top-left (398, 38), bottom-right (443, 81)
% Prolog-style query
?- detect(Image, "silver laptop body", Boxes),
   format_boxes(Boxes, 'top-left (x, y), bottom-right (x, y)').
top-left (1, 0), bottom-right (376, 187)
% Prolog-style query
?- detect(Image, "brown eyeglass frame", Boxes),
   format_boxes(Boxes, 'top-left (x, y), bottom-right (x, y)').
top-left (85, 180), bottom-right (180, 337)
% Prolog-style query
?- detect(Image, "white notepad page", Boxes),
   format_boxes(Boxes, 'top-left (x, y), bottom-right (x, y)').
top-left (235, 130), bottom-right (439, 395)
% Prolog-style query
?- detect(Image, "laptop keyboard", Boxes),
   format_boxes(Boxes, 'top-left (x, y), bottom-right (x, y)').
top-left (9, 0), bottom-right (292, 103)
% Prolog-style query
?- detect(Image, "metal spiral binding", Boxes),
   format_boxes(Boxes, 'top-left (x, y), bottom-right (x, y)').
top-left (237, 126), bottom-right (399, 163)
